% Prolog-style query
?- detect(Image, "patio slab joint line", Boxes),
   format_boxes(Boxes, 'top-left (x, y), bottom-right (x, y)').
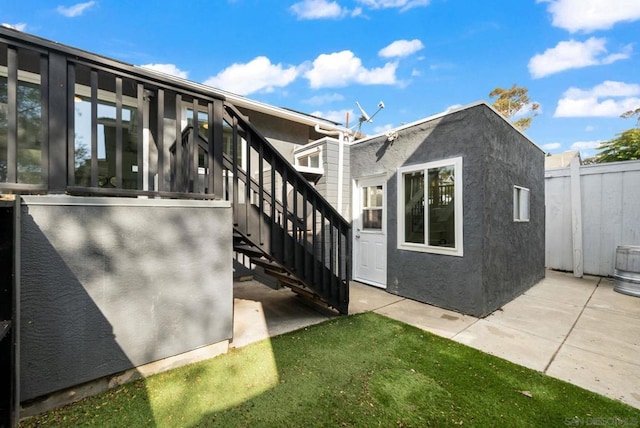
top-left (368, 297), bottom-right (408, 313)
top-left (542, 277), bottom-right (601, 374)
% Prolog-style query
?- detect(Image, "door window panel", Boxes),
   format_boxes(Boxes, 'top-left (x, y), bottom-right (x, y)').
top-left (362, 185), bottom-right (383, 230)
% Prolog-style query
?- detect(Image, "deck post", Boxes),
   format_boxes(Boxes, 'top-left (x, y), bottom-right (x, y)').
top-left (210, 100), bottom-right (224, 199)
top-left (48, 53), bottom-right (69, 193)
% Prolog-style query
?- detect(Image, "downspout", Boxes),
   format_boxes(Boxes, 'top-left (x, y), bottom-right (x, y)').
top-left (314, 125), bottom-right (347, 217)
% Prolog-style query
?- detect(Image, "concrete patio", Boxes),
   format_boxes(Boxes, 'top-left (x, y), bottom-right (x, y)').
top-left (233, 269), bottom-right (640, 409)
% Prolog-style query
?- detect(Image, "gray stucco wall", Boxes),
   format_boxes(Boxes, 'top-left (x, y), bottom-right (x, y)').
top-left (350, 104), bottom-right (544, 316)
top-left (19, 196), bottom-right (233, 401)
top-left (480, 107), bottom-right (545, 313)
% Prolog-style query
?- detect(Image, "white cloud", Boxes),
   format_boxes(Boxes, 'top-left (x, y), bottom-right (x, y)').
top-left (290, 0), bottom-right (428, 20)
top-left (357, 0), bottom-right (429, 12)
top-left (538, 0), bottom-right (640, 33)
top-left (289, 0), bottom-right (350, 19)
top-left (139, 64), bottom-right (189, 79)
top-left (2, 23), bottom-right (27, 31)
top-left (305, 50), bottom-right (398, 88)
top-left (570, 140), bottom-right (604, 158)
top-left (528, 37), bottom-right (631, 78)
top-left (57, 1), bottom-right (96, 17)
top-left (310, 109), bottom-right (353, 124)
top-left (444, 104), bottom-right (463, 113)
top-left (411, 68), bottom-right (421, 77)
top-left (303, 93), bottom-right (345, 105)
top-left (571, 140), bottom-right (601, 150)
top-left (373, 123), bottom-right (394, 133)
top-left (542, 142), bottom-right (562, 151)
top-left (585, 125), bottom-right (596, 132)
top-left (203, 56), bottom-right (299, 95)
top-left (554, 81), bottom-right (640, 117)
top-left (378, 39), bottom-right (424, 58)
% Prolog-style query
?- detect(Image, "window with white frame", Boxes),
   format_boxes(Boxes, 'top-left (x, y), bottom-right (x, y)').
top-left (513, 186), bottom-right (530, 222)
top-left (294, 146), bottom-right (323, 172)
top-left (295, 146), bottom-right (322, 168)
top-left (397, 157), bottom-right (463, 256)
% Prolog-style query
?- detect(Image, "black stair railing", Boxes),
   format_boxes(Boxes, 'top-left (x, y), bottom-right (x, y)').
top-left (182, 104), bottom-right (350, 314)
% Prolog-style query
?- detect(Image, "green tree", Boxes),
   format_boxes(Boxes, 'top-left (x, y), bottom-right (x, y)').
top-left (489, 84), bottom-right (539, 131)
top-left (588, 108), bottom-right (640, 163)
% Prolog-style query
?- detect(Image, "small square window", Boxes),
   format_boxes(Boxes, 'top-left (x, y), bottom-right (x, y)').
top-left (513, 186), bottom-right (530, 222)
top-left (294, 147), bottom-right (323, 170)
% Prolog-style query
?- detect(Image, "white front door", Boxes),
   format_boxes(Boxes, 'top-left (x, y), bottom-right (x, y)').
top-left (353, 176), bottom-right (387, 288)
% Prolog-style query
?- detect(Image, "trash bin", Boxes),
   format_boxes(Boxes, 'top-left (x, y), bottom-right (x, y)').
top-left (613, 245), bottom-right (640, 297)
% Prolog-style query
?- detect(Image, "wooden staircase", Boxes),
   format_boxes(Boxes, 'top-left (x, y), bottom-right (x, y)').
top-left (233, 231), bottom-right (324, 305)
top-left (180, 104), bottom-right (351, 314)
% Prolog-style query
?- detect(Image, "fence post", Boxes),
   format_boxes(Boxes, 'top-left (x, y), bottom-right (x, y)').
top-left (570, 157), bottom-right (583, 277)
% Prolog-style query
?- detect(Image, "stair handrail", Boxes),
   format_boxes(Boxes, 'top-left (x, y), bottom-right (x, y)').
top-left (222, 103), bottom-right (350, 228)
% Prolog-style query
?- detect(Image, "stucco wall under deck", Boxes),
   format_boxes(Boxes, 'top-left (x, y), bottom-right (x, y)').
top-left (19, 196), bottom-right (233, 401)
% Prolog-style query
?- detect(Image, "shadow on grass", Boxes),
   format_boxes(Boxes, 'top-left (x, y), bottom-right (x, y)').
top-left (21, 313), bottom-right (640, 427)
top-left (188, 313), bottom-right (639, 427)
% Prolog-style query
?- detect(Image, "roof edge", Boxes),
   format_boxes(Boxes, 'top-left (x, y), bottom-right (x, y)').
top-left (349, 101), bottom-right (544, 153)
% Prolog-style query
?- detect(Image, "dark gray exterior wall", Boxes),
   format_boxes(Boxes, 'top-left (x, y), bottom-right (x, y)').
top-left (480, 107), bottom-right (545, 312)
top-left (350, 104), bottom-right (544, 316)
top-left (19, 196), bottom-right (233, 401)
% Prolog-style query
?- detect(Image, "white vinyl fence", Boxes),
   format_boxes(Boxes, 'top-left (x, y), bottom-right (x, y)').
top-left (545, 158), bottom-right (640, 276)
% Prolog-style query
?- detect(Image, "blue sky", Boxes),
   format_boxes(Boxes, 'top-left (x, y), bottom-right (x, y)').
top-left (3, 0), bottom-right (640, 157)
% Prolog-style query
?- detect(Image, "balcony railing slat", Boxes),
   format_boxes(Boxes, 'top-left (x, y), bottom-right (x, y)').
top-left (282, 167), bottom-right (288, 264)
top-left (191, 98), bottom-right (199, 193)
top-left (156, 88), bottom-right (165, 192)
top-left (245, 132), bottom-right (251, 234)
top-left (115, 77), bottom-right (123, 189)
top-left (90, 70), bottom-right (98, 187)
top-left (137, 83), bottom-right (144, 191)
top-left (48, 53), bottom-right (68, 192)
top-left (7, 46), bottom-right (18, 183)
top-left (175, 93), bottom-right (182, 192)
top-left (270, 158), bottom-right (277, 257)
top-left (211, 99), bottom-right (224, 198)
top-left (232, 116), bottom-right (239, 225)
top-left (40, 54), bottom-right (49, 185)
top-left (66, 62), bottom-right (75, 186)
top-left (258, 142), bottom-right (264, 244)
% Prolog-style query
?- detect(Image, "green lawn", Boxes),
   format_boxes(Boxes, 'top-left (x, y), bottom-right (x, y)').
top-left (22, 313), bottom-right (640, 427)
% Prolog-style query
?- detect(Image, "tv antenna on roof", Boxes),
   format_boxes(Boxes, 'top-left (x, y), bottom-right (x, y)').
top-left (354, 100), bottom-right (385, 135)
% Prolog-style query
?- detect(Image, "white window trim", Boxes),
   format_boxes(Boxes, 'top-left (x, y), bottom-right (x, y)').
top-left (294, 145), bottom-right (323, 174)
top-left (513, 185), bottom-right (530, 222)
top-left (397, 157), bottom-right (463, 257)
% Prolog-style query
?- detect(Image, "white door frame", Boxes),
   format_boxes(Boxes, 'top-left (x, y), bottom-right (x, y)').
top-left (352, 174), bottom-right (387, 288)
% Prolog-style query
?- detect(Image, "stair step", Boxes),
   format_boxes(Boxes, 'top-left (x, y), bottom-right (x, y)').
top-left (250, 257), bottom-right (286, 272)
top-left (264, 269), bottom-right (305, 287)
top-left (234, 244), bottom-right (265, 257)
